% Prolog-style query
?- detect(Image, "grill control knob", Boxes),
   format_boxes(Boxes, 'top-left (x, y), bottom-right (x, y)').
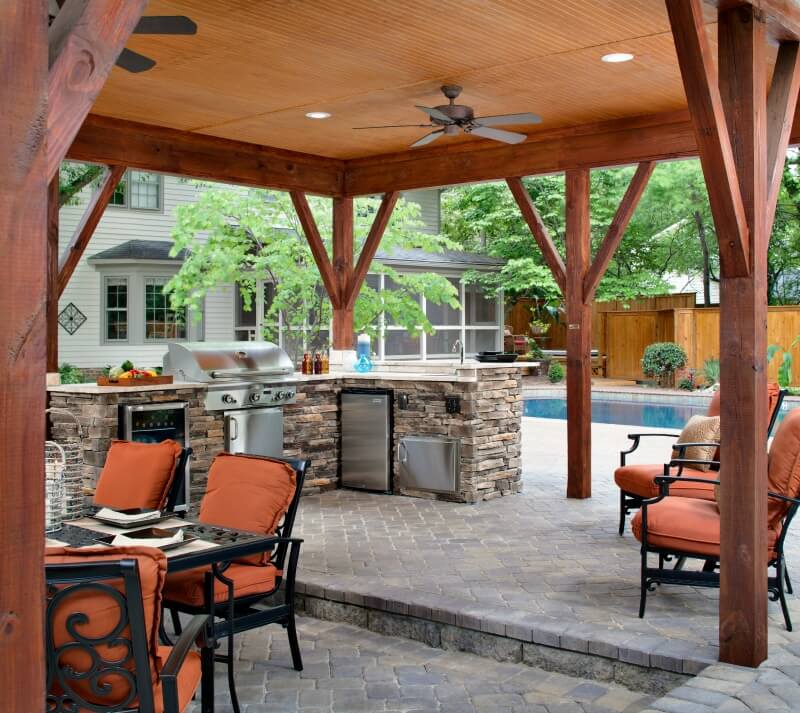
top-left (250, 392), bottom-right (261, 403)
top-left (276, 390), bottom-right (293, 401)
top-left (221, 393), bottom-right (236, 404)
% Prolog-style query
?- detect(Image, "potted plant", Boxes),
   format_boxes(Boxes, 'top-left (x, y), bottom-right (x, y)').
top-left (641, 342), bottom-right (687, 388)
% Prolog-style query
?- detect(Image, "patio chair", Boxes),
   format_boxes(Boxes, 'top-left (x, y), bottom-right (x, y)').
top-left (614, 385), bottom-right (784, 534)
top-left (93, 439), bottom-right (188, 512)
top-left (631, 406), bottom-right (800, 630)
top-left (45, 545), bottom-right (207, 713)
top-left (161, 453), bottom-right (307, 713)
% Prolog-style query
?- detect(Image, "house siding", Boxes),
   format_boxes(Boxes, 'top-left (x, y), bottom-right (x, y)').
top-left (57, 178), bottom-right (443, 368)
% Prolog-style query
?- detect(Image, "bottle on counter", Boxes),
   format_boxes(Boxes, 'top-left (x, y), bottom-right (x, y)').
top-left (313, 352), bottom-right (322, 374)
top-left (321, 351), bottom-right (330, 374)
top-left (301, 352), bottom-right (312, 375)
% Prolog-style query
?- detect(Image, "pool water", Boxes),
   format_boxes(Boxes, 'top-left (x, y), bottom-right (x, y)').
top-left (524, 397), bottom-right (707, 429)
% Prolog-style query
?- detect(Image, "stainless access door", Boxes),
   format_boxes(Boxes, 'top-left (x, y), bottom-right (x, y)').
top-left (398, 436), bottom-right (460, 495)
top-left (341, 389), bottom-right (392, 492)
top-left (224, 407), bottom-right (283, 458)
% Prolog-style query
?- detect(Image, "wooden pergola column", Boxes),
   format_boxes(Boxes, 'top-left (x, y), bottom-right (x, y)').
top-left (332, 197), bottom-right (355, 348)
top-left (667, 0), bottom-right (800, 666)
top-left (47, 178), bottom-right (61, 373)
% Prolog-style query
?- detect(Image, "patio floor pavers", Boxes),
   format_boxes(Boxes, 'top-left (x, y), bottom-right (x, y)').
top-left (291, 417), bottom-right (800, 680)
top-left (191, 616), bottom-right (656, 712)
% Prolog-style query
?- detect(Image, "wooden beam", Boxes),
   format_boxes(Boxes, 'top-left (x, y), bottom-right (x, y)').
top-left (345, 192), bottom-right (400, 310)
top-left (716, 2), bottom-right (770, 668)
top-left (506, 177), bottom-right (567, 295)
top-left (766, 41), bottom-right (800, 225)
top-left (564, 169), bottom-right (592, 499)
top-left (583, 162), bottom-right (655, 302)
top-left (47, 0), bottom-right (146, 181)
top-left (289, 191), bottom-right (340, 307)
top-left (57, 164), bottom-right (126, 296)
top-left (666, 0), bottom-right (751, 278)
top-left (332, 197), bottom-right (355, 349)
top-left (0, 1), bottom-right (47, 708)
top-left (707, 1), bottom-right (800, 41)
top-left (47, 177), bottom-right (61, 372)
top-left (69, 115), bottom-right (345, 196)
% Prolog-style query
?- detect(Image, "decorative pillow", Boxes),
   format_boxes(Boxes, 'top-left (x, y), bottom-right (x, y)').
top-left (671, 415), bottom-right (720, 472)
top-left (199, 453), bottom-right (297, 565)
top-left (93, 439), bottom-right (182, 510)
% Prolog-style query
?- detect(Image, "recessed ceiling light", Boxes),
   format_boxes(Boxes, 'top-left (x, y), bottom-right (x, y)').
top-left (305, 111), bottom-right (331, 119)
top-left (601, 52), bottom-right (634, 63)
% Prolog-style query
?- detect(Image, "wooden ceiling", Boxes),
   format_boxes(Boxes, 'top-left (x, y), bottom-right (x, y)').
top-left (91, 0), bottom-right (729, 161)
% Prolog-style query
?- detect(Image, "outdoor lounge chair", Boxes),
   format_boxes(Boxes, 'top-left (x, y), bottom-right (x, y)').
top-left (93, 439), bottom-right (190, 513)
top-left (615, 385), bottom-right (784, 534)
top-left (631, 406), bottom-right (800, 630)
top-left (45, 546), bottom-right (207, 713)
top-left (161, 453), bottom-right (307, 713)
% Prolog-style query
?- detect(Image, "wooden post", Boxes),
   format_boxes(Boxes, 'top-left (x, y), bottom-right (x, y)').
top-left (0, 1), bottom-right (48, 708)
top-left (47, 178), bottom-right (61, 373)
top-left (717, 3), bottom-right (769, 667)
top-left (332, 197), bottom-right (354, 349)
top-left (564, 169), bottom-right (592, 499)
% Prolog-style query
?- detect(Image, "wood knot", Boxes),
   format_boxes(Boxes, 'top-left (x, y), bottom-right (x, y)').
top-left (0, 611), bottom-right (19, 640)
top-left (68, 49), bottom-right (95, 88)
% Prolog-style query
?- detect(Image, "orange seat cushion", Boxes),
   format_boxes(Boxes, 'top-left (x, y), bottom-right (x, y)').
top-left (631, 498), bottom-right (780, 559)
top-left (93, 439), bottom-right (183, 510)
top-left (768, 408), bottom-right (800, 527)
top-left (199, 453), bottom-right (297, 564)
top-left (615, 463), bottom-right (717, 500)
top-left (154, 646), bottom-right (202, 713)
top-left (163, 562), bottom-right (279, 606)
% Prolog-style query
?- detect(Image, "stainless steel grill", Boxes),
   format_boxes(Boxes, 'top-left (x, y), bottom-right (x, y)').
top-left (163, 341), bottom-right (297, 411)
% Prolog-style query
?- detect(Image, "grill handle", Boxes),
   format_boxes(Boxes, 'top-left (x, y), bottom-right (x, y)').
top-left (209, 368), bottom-right (293, 379)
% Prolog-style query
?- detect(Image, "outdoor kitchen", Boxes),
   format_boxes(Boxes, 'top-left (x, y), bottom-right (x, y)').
top-left (46, 341), bottom-right (523, 505)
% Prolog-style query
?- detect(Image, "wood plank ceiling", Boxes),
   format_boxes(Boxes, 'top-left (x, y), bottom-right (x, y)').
top-left (90, 0), bottom-right (730, 161)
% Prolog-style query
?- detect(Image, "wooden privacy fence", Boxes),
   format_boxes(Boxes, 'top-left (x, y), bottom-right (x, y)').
top-left (507, 295), bottom-right (800, 384)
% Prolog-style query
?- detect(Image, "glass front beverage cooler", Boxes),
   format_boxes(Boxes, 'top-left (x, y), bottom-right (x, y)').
top-left (118, 401), bottom-right (190, 511)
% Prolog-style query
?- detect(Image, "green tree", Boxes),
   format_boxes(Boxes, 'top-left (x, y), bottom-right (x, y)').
top-left (165, 186), bottom-right (460, 361)
top-left (58, 162), bottom-right (104, 207)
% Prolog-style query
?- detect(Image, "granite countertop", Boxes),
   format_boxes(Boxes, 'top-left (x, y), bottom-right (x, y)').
top-left (46, 361), bottom-right (530, 393)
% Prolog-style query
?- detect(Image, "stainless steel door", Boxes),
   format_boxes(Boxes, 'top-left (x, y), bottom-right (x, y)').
top-left (224, 407), bottom-right (283, 458)
top-left (398, 436), bottom-right (460, 494)
top-left (341, 390), bottom-right (391, 491)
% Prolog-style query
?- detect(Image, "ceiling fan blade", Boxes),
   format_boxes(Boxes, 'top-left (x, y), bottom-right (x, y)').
top-left (353, 124), bottom-right (433, 129)
top-left (474, 112), bottom-right (542, 127)
top-left (116, 48), bottom-right (157, 73)
top-left (133, 16), bottom-right (198, 35)
top-left (410, 130), bottom-right (444, 148)
top-left (470, 125), bottom-right (527, 144)
top-left (415, 105), bottom-right (454, 123)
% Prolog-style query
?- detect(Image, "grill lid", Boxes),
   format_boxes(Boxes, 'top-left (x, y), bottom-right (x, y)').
top-left (164, 341), bottom-right (294, 382)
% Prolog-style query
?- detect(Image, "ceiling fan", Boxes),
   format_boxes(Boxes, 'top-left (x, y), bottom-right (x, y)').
top-left (49, 1), bottom-right (197, 73)
top-left (354, 85), bottom-right (541, 148)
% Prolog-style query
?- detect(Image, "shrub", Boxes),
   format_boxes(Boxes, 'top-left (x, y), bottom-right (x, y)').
top-left (59, 363), bottom-right (84, 384)
top-left (702, 357), bottom-right (720, 386)
top-left (678, 371), bottom-right (697, 391)
top-left (641, 342), bottom-right (687, 386)
top-left (526, 338), bottom-right (544, 359)
top-left (548, 361), bottom-right (565, 383)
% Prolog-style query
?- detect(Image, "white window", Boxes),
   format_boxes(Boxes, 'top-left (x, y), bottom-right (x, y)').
top-left (145, 277), bottom-right (187, 341)
top-left (108, 170), bottom-right (163, 211)
top-left (104, 277), bottom-right (128, 342)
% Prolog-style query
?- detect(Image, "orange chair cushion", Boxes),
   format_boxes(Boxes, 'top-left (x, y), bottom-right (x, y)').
top-left (94, 439), bottom-right (183, 510)
top-left (768, 407), bottom-right (800, 527)
top-left (615, 463), bottom-right (717, 500)
top-left (154, 646), bottom-right (202, 713)
top-left (163, 562), bottom-right (279, 606)
top-left (631, 498), bottom-right (780, 559)
top-left (45, 546), bottom-right (168, 705)
top-left (199, 453), bottom-right (297, 564)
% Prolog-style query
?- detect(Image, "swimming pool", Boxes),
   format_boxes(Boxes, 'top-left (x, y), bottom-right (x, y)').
top-left (524, 396), bottom-right (705, 429)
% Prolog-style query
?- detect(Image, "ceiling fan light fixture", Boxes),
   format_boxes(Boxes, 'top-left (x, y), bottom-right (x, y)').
top-left (305, 111), bottom-right (332, 119)
top-left (601, 52), bottom-right (634, 63)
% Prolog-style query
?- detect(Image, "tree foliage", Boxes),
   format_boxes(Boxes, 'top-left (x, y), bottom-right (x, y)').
top-left (165, 186), bottom-right (460, 360)
top-left (59, 162), bottom-right (104, 207)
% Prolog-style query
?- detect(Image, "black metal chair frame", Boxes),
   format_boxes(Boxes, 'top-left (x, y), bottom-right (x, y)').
top-left (46, 558), bottom-right (207, 713)
top-left (637, 470), bottom-right (799, 631)
top-left (162, 456), bottom-right (308, 713)
top-left (617, 389), bottom-right (786, 535)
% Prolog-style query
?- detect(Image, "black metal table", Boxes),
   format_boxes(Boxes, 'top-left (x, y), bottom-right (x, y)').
top-left (54, 519), bottom-right (280, 713)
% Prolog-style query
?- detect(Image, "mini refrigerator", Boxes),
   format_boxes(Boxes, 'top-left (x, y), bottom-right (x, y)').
top-left (340, 388), bottom-right (393, 492)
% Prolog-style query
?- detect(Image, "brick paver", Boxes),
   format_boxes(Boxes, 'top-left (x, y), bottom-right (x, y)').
top-left (191, 616), bottom-right (655, 713)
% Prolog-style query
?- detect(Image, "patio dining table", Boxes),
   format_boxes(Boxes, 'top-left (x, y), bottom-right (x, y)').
top-left (47, 515), bottom-right (281, 713)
